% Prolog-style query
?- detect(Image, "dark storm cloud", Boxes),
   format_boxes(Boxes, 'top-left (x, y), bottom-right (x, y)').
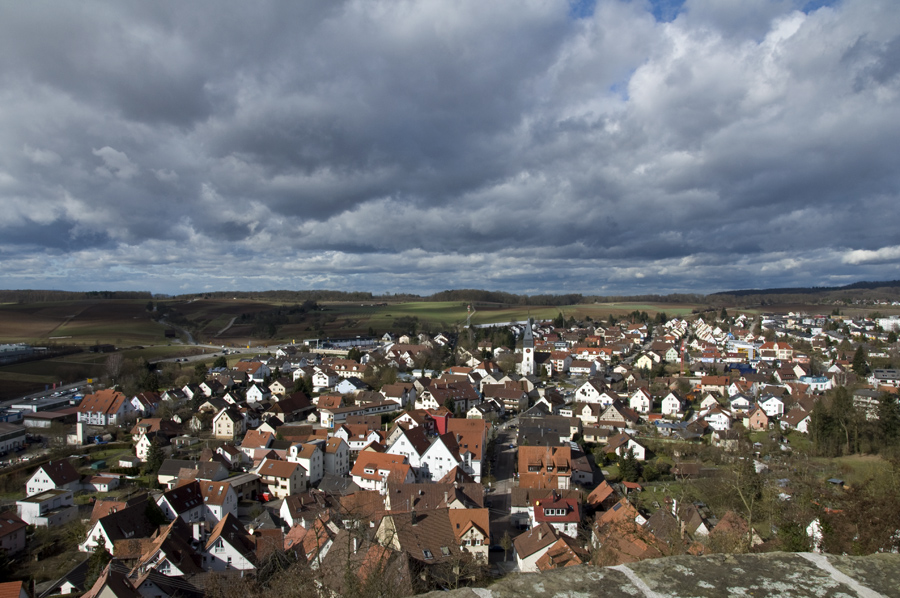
top-left (0, 0), bottom-right (898, 295)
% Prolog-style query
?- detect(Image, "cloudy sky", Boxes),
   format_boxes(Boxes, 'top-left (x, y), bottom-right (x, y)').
top-left (1, 0), bottom-right (898, 296)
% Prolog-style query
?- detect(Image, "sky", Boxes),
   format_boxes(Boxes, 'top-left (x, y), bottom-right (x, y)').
top-left (1, 0), bottom-right (899, 297)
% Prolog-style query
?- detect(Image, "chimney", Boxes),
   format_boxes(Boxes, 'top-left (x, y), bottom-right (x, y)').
top-left (538, 529), bottom-right (543, 541)
top-left (443, 491), bottom-right (449, 505)
top-left (353, 536), bottom-right (358, 552)
top-left (411, 509), bottom-right (418, 526)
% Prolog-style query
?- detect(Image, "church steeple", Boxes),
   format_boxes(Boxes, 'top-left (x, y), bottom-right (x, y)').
top-left (521, 318), bottom-right (535, 376)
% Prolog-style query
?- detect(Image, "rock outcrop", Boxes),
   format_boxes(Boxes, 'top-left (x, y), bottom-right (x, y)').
top-left (422, 552), bottom-right (900, 598)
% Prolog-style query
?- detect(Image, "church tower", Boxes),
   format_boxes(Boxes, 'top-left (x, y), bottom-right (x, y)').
top-left (521, 318), bottom-right (535, 376)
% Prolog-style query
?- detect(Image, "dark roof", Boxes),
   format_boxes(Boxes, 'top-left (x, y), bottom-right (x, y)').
top-left (160, 481), bottom-right (203, 514)
top-left (157, 459), bottom-right (198, 477)
top-left (36, 459), bottom-right (80, 486)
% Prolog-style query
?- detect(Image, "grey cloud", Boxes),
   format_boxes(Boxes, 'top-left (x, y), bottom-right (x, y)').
top-left (0, 0), bottom-right (898, 295)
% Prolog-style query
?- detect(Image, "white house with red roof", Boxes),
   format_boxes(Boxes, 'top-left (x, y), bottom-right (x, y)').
top-left (350, 452), bottom-right (414, 492)
top-left (530, 494), bottom-right (581, 538)
top-left (77, 389), bottom-right (133, 426)
top-left (288, 443), bottom-right (323, 484)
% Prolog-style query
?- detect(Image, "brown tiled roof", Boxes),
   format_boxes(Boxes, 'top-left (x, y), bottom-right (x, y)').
top-left (513, 522), bottom-right (559, 559)
top-left (586, 481), bottom-right (618, 508)
top-left (199, 480), bottom-right (233, 507)
top-left (258, 458), bottom-right (300, 479)
top-left (0, 510), bottom-right (26, 539)
top-left (78, 389), bottom-right (128, 416)
top-left (386, 482), bottom-right (483, 511)
top-left (535, 535), bottom-right (591, 571)
top-left (382, 508), bottom-right (461, 564)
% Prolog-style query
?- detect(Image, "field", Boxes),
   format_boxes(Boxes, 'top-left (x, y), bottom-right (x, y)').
top-left (0, 299), bottom-right (167, 346)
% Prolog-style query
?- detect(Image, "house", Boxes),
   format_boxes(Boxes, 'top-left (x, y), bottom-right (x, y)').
top-left (334, 424), bottom-right (383, 452)
top-left (287, 443), bottom-right (324, 485)
top-left (264, 392), bottom-right (312, 423)
top-left (448, 508), bottom-right (491, 562)
top-left (80, 496), bottom-right (156, 554)
top-left (759, 341), bottom-right (794, 362)
top-left (513, 522), bottom-right (561, 573)
top-left (629, 388), bottom-right (652, 414)
top-left (0, 510), bottom-right (27, 556)
top-left (311, 366), bottom-right (340, 391)
top-left (517, 446), bottom-right (572, 490)
top-left (350, 452), bottom-right (414, 492)
top-left (240, 429), bottom-right (275, 462)
top-left (84, 476), bottom-right (120, 493)
top-left (535, 535), bottom-right (591, 571)
top-left (374, 508), bottom-right (463, 572)
top-left (129, 517), bottom-right (204, 579)
top-left (26, 459), bottom-right (81, 496)
top-left (661, 392), bottom-right (686, 417)
top-left (603, 433), bottom-right (647, 461)
top-left (781, 407), bottom-right (811, 433)
top-left (381, 383), bottom-right (416, 408)
top-left (385, 425), bottom-right (431, 476)
top-left (573, 379), bottom-right (608, 404)
top-left (212, 407), bottom-right (245, 440)
top-left (729, 394), bottom-right (753, 413)
top-left (16, 489), bottom-right (77, 527)
top-left (135, 432), bottom-right (173, 462)
top-left (130, 391), bottom-right (162, 416)
top-left (531, 493), bottom-right (581, 538)
top-left (586, 481), bottom-right (621, 512)
top-left (748, 407), bottom-right (770, 431)
top-left (199, 480), bottom-right (238, 524)
top-left (233, 360), bottom-right (270, 383)
top-left (203, 513), bottom-right (256, 571)
top-left (256, 458), bottom-right (307, 498)
top-left (759, 395), bottom-right (785, 418)
top-left (703, 406), bottom-right (733, 431)
top-left (156, 481), bottom-right (205, 523)
top-left (77, 389), bottom-right (133, 425)
top-left (322, 437), bottom-right (351, 477)
top-left (245, 383), bottom-right (270, 403)
top-left (701, 375), bottom-right (730, 395)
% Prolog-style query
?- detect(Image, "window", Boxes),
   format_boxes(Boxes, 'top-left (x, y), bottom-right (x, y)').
top-left (423, 549), bottom-right (433, 560)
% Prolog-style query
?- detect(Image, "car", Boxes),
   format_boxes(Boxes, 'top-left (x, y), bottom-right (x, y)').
top-left (508, 444), bottom-right (514, 449)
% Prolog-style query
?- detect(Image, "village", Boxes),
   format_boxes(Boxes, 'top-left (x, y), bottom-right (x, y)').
top-left (1, 308), bottom-right (899, 597)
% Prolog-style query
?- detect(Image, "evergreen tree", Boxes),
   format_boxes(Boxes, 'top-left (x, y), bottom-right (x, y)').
top-left (553, 312), bottom-right (565, 328)
top-left (293, 375), bottom-right (313, 397)
top-left (877, 393), bottom-right (900, 449)
top-left (144, 437), bottom-right (166, 476)
top-left (86, 537), bottom-right (112, 588)
top-left (618, 447), bottom-right (641, 483)
top-left (145, 498), bottom-right (168, 527)
top-left (852, 346), bottom-right (868, 376)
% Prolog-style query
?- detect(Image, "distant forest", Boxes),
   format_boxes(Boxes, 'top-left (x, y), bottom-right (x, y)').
top-left (2, 280), bottom-right (899, 306)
